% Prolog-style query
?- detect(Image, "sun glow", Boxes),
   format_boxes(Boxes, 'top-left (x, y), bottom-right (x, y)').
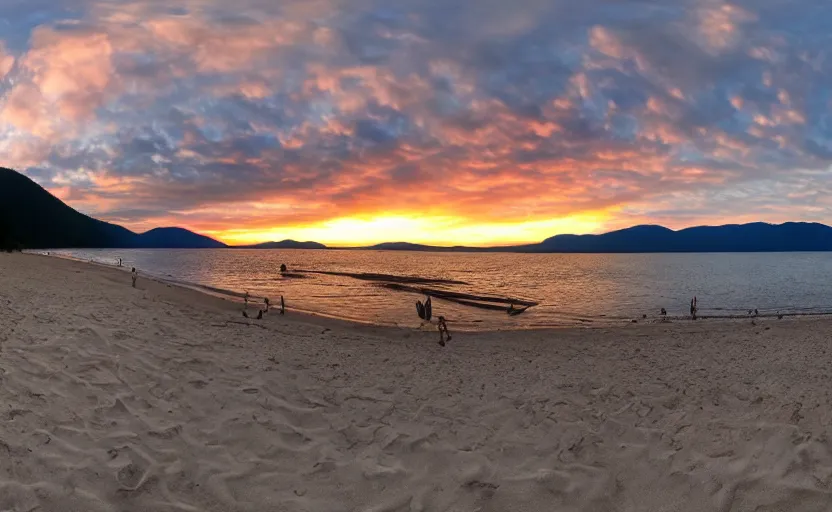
top-left (211, 214), bottom-right (607, 247)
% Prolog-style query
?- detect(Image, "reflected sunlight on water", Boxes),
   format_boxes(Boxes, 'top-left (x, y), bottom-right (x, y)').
top-left (49, 249), bottom-right (832, 331)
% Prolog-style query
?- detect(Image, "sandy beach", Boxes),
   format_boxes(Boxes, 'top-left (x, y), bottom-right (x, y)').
top-left (1, 252), bottom-right (832, 511)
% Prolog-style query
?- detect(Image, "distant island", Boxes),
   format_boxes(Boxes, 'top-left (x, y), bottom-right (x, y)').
top-left (239, 240), bottom-right (327, 250)
top-left (5, 166), bottom-right (832, 253)
top-left (356, 242), bottom-right (490, 252)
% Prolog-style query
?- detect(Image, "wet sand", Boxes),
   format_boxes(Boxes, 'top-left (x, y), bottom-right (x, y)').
top-left (1, 252), bottom-right (831, 511)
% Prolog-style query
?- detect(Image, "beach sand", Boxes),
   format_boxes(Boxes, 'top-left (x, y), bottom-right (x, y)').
top-left (1, 252), bottom-right (832, 511)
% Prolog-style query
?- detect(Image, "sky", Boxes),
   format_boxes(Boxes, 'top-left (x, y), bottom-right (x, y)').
top-left (2, 1), bottom-right (832, 246)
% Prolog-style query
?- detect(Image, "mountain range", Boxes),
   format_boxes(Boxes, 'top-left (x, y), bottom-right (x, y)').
top-left (5, 166), bottom-right (832, 253)
top-left (358, 222), bottom-right (832, 252)
top-left (0, 167), bottom-right (225, 249)
top-left (239, 240), bottom-right (327, 249)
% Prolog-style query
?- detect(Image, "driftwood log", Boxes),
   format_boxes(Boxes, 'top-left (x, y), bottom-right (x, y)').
top-left (295, 270), bottom-right (467, 285)
top-left (381, 283), bottom-right (538, 311)
top-left (292, 269), bottom-right (537, 314)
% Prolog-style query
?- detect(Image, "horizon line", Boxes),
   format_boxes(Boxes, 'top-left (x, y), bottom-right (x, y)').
top-left (214, 220), bottom-right (832, 248)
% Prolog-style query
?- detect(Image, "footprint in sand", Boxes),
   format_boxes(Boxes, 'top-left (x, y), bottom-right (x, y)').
top-left (114, 448), bottom-right (158, 496)
top-left (189, 379), bottom-right (209, 389)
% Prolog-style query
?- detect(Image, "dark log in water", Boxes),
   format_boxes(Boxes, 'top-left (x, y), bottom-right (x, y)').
top-left (381, 283), bottom-right (538, 310)
top-left (295, 270), bottom-right (468, 285)
top-left (447, 298), bottom-right (516, 311)
top-left (508, 305), bottom-right (531, 316)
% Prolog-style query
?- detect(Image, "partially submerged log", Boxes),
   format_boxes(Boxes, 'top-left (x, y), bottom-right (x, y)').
top-left (508, 305), bottom-right (531, 316)
top-left (382, 284), bottom-right (537, 306)
top-left (293, 268), bottom-right (536, 314)
top-left (295, 270), bottom-right (468, 285)
top-left (382, 283), bottom-right (538, 312)
top-left (447, 298), bottom-right (514, 312)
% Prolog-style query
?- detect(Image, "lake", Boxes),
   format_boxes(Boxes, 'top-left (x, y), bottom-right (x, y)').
top-left (46, 249), bottom-right (832, 330)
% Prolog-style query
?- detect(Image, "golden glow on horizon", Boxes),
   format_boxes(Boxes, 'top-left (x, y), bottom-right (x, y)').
top-left (209, 214), bottom-right (607, 247)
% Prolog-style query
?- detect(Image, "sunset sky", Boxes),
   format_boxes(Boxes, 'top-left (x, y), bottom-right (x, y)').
top-left (2, 1), bottom-right (832, 246)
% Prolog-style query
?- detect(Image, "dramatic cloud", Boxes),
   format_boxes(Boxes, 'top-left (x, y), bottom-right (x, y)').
top-left (3, 0), bottom-right (832, 245)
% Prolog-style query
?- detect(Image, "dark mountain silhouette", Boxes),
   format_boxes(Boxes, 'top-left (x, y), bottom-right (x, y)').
top-left (133, 227), bottom-right (226, 249)
top-left (242, 240), bottom-right (326, 249)
top-left (361, 242), bottom-right (487, 252)
top-left (0, 215), bottom-right (20, 251)
top-left (354, 223), bottom-right (832, 253)
top-left (532, 223), bottom-right (832, 253)
top-left (0, 167), bottom-right (225, 249)
top-left (1, 167), bottom-right (136, 249)
top-left (8, 167), bottom-right (832, 253)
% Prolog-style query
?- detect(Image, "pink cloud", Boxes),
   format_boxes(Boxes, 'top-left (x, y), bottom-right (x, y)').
top-left (1, 27), bottom-right (115, 140)
top-left (0, 42), bottom-right (14, 78)
top-left (694, 2), bottom-right (755, 54)
top-left (145, 16), bottom-right (307, 74)
top-left (0, 84), bottom-right (55, 138)
top-left (25, 27), bottom-right (115, 115)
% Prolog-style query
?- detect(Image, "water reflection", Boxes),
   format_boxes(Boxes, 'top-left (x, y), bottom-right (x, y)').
top-left (50, 249), bottom-right (832, 331)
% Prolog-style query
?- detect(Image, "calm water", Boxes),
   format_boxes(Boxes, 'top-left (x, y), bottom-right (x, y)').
top-left (47, 249), bottom-right (832, 330)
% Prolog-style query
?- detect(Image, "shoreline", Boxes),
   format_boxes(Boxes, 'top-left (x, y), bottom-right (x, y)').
top-left (31, 251), bottom-right (832, 334)
top-left (13, 250), bottom-right (832, 346)
top-left (25, 251), bottom-right (408, 336)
